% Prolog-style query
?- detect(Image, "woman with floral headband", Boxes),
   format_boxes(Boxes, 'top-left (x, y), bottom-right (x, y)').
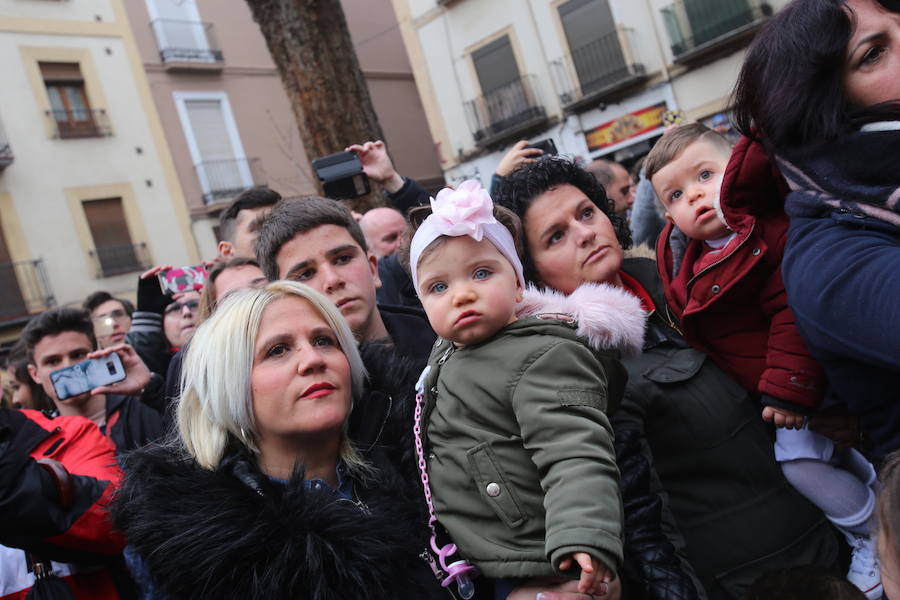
top-left (404, 180), bottom-right (645, 599)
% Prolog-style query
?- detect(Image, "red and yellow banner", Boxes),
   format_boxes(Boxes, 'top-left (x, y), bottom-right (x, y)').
top-left (585, 102), bottom-right (668, 152)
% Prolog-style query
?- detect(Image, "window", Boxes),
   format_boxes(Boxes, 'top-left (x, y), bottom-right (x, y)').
top-left (558, 0), bottom-right (625, 94)
top-left (466, 35), bottom-right (546, 144)
top-left (83, 198), bottom-right (147, 277)
top-left (145, 0), bottom-right (222, 64)
top-left (173, 92), bottom-right (259, 204)
top-left (40, 62), bottom-right (107, 138)
top-left (472, 36), bottom-right (520, 96)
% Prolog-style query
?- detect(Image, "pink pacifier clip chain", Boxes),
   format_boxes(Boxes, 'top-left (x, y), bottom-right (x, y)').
top-left (413, 390), bottom-right (478, 599)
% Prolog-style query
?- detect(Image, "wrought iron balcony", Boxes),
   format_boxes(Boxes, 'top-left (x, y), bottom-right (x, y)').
top-left (150, 19), bottom-right (224, 68)
top-left (0, 260), bottom-right (55, 323)
top-left (465, 75), bottom-right (548, 148)
top-left (0, 142), bottom-right (12, 170)
top-left (46, 108), bottom-right (112, 139)
top-left (196, 158), bottom-right (266, 205)
top-left (662, 0), bottom-right (772, 64)
top-left (89, 242), bottom-right (152, 279)
top-left (550, 28), bottom-right (647, 113)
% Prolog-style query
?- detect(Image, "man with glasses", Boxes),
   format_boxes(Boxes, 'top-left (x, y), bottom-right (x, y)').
top-left (83, 291), bottom-right (134, 348)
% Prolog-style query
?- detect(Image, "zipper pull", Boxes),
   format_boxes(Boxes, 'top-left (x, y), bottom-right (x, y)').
top-left (437, 345), bottom-right (453, 365)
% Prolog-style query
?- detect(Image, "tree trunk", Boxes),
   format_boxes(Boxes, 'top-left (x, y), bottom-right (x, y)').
top-left (245, 0), bottom-right (384, 204)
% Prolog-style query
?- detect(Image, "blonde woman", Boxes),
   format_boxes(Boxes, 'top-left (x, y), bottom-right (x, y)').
top-left (113, 281), bottom-right (444, 599)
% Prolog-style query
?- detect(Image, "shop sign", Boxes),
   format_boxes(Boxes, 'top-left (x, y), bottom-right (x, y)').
top-left (585, 102), bottom-right (668, 152)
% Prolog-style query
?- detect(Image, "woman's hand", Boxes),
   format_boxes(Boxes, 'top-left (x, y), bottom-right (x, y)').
top-left (140, 264), bottom-right (174, 280)
top-left (507, 577), bottom-right (620, 600)
top-left (809, 413), bottom-right (861, 449)
top-left (495, 140), bottom-right (543, 177)
top-left (87, 344), bottom-right (151, 397)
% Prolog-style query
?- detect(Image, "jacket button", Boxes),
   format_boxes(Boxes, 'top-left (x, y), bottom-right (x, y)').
top-left (711, 284), bottom-right (721, 294)
top-left (485, 482), bottom-right (501, 497)
top-left (751, 248), bottom-right (761, 256)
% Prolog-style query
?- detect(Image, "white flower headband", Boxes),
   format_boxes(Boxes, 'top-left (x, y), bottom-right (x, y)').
top-left (409, 179), bottom-right (525, 295)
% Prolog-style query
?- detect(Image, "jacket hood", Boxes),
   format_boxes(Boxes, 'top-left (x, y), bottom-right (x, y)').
top-left (516, 282), bottom-right (646, 357)
top-left (718, 135), bottom-right (790, 233)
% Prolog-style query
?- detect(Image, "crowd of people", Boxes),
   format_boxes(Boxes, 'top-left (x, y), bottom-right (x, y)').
top-left (1, 0), bottom-right (900, 598)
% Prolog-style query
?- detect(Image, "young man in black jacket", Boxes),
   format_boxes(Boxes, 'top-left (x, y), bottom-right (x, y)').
top-left (255, 196), bottom-right (435, 369)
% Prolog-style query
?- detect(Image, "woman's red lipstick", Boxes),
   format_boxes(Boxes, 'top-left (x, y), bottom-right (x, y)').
top-left (301, 382), bottom-right (336, 398)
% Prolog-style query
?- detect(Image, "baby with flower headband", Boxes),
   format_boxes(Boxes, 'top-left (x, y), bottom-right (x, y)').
top-left (405, 180), bottom-right (633, 598)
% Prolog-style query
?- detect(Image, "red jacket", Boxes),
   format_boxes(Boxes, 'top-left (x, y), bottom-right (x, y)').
top-left (0, 409), bottom-right (127, 600)
top-left (656, 136), bottom-right (826, 411)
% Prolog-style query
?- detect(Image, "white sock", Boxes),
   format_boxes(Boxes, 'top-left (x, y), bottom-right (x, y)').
top-left (781, 458), bottom-right (876, 536)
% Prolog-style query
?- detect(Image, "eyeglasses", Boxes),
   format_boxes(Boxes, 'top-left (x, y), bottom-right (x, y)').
top-left (164, 299), bottom-right (199, 315)
top-left (93, 309), bottom-right (128, 322)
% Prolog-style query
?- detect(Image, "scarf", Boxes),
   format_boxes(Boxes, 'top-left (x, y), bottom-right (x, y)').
top-left (776, 123), bottom-right (900, 232)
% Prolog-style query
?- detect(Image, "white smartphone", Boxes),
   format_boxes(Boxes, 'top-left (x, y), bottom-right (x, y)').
top-left (50, 353), bottom-right (126, 400)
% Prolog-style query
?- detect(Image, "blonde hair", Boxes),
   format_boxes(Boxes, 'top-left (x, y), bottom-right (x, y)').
top-left (176, 280), bottom-right (370, 476)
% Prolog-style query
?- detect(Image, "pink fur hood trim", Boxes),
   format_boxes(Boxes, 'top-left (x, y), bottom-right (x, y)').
top-left (516, 282), bottom-right (646, 357)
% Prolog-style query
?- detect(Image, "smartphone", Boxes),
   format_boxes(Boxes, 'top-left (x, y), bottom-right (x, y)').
top-left (50, 353), bottom-right (125, 401)
top-left (312, 150), bottom-right (371, 199)
top-left (526, 139), bottom-right (557, 156)
top-left (158, 265), bottom-right (209, 295)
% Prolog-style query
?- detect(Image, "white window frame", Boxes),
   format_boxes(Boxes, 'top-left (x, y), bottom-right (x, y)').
top-left (172, 91), bottom-right (252, 197)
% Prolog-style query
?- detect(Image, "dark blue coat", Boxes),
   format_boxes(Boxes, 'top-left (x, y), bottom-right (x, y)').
top-left (778, 127), bottom-right (900, 462)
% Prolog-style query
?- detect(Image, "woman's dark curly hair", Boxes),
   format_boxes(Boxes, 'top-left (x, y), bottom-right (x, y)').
top-left (493, 157), bottom-right (632, 285)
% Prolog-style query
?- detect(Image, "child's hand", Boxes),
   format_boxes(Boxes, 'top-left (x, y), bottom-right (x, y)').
top-left (761, 406), bottom-right (805, 429)
top-left (559, 552), bottom-right (613, 594)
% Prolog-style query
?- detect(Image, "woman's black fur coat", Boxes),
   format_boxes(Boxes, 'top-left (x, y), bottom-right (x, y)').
top-left (112, 345), bottom-right (448, 600)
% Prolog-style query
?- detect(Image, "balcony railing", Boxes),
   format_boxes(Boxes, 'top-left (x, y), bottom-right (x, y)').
top-left (464, 74), bottom-right (548, 148)
top-left (662, 0), bottom-right (772, 63)
top-left (550, 28), bottom-right (647, 112)
top-left (0, 260), bottom-right (55, 323)
top-left (46, 108), bottom-right (111, 139)
top-left (0, 142), bottom-right (12, 169)
top-left (150, 19), bottom-right (223, 67)
top-left (196, 158), bottom-right (266, 205)
top-left (89, 242), bottom-right (152, 279)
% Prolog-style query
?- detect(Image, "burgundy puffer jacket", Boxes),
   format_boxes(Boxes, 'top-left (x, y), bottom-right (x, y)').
top-left (656, 136), bottom-right (826, 411)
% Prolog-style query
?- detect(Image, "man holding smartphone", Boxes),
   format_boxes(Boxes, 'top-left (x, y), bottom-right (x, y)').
top-left (24, 307), bottom-right (164, 453)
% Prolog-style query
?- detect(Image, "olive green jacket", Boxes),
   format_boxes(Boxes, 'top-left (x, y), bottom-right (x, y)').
top-left (419, 292), bottom-right (643, 579)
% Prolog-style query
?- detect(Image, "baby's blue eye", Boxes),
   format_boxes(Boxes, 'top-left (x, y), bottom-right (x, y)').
top-left (474, 268), bottom-right (491, 280)
top-left (699, 170), bottom-right (712, 181)
top-left (671, 190), bottom-right (682, 201)
top-left (429, 281), bottom-right (448, 294)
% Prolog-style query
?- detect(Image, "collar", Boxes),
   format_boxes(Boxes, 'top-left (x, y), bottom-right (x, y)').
top-left (619, 269), bottom-right (656, 313)
top-left (269, 462), bottom-right (354, 500)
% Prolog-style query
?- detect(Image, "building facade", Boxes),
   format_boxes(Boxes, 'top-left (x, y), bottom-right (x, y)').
top-left (391, 0), bottom-right (786, 184)
top-left (123, 0), bottom-right (444, 258)
top-left (0, 0), bottom-right (198, 342)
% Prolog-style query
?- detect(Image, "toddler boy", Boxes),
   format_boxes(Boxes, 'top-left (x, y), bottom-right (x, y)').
top-left (643, 123), bottom-right (882, 599)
